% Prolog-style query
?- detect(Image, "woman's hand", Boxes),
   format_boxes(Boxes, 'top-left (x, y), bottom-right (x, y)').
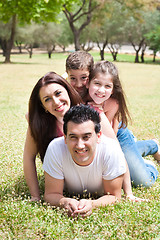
top-left (30, 196), bottom-right (41, 202)
top-left (125, 194), bottom-right (149, 202)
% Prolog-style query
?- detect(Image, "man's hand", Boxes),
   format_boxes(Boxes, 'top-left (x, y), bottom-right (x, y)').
top-left (72, 199), bottom-right (93, 218)
top-left (61, 198), bottom-right (80, 216)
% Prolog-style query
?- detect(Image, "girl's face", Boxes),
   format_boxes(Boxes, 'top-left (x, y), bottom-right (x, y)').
top-left (39, 83), bottom-right (71, 121)
top-left (88, 73), bottom-right (113, 104)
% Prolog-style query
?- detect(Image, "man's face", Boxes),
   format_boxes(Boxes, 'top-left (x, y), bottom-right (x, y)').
top-left (67, 69), bottom-right (89, 98)
top-left (64, 120), bottom-right (101, 166)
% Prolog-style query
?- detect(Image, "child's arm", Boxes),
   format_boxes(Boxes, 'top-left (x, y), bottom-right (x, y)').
top-left (100, 112), bottom-right (117, 140)
top-left (103, 98), bottom-right (119, 135)
top-left (88, 102), bottom-right (117, 140)
top-left (111, 118), bottom-right (119, 135)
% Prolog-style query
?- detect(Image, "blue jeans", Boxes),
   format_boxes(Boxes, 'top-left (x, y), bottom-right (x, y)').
top-left (117, 127), bottom-right (159, 188)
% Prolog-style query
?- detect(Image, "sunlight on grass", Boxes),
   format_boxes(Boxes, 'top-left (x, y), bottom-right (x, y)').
top-left (0, 52), bottom-right (160, 239)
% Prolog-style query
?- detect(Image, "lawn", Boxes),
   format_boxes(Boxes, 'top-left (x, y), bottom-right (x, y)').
top-left (0, 52), bottom-right (160, 239)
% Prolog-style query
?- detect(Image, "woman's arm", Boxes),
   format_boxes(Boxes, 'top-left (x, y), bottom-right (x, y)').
top-left (23, 127), bottom-right (41, 201)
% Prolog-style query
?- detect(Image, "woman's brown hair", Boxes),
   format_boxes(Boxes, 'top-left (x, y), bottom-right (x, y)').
top-left (29, 72), bottom-right (83, 161)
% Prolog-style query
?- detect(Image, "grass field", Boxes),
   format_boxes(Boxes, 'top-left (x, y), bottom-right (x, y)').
top-left (0, 52), bottom-right (160, 239)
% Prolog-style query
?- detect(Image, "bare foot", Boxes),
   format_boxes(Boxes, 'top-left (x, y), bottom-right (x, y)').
top-left (153, 139), bottom-right (160, 163)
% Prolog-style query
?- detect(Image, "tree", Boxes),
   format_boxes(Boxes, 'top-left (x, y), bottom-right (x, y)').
top-left (83, 1), bottom-right (133, 60)
top-left (0, 21), bottom-right (12, 56)
top-left (124, 9), bottom-right (160, 63)
top-left (56, 17), bottom-right (74, 52)
top-left (63, 0), bottom-right (99, 51)
top-left (34, 22), bottom-right (60, 58)
top-left (80, 0), bottom-right (151, 61)
top-left (0, 0), bottom-right (75, 63)
top-left (146, 25), bottom-right (160, 62)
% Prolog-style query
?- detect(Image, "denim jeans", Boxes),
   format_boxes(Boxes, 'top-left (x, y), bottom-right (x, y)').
top-left (117, 127), bottom-right (159, 188)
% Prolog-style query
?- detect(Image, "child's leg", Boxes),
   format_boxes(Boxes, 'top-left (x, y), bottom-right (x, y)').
top-left (135, 140), bottom-right (158, 157)
top-left (117, 127), bottom-right (158, 188)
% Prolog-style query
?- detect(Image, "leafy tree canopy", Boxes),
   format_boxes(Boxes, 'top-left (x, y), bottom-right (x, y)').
top-left (0, 0), bottom-right (78, 23)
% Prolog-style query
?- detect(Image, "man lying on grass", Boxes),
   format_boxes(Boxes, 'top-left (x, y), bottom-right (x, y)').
top-left (43, 104), bottom-right (126, 217)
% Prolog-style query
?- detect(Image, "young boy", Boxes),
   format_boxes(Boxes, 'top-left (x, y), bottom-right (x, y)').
top-left (65, 50), bottom-right (94, 99)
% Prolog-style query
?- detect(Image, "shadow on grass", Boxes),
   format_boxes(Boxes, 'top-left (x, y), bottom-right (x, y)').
top-left (121, 60), bottom-right (160, 65)
top-left (0, 61), bottom-right (43, 65)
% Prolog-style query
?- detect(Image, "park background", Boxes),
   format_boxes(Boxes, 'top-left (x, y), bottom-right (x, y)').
top-left (0, 0), bottom-right (160, 239)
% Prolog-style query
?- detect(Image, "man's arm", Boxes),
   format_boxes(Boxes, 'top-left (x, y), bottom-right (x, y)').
top-left (93, 175), bottom-right (123, 207)
top-left (44, 172), bottom-right (80, 215)
top-left (73, 174), bottom-right (124, 217)
top-left (92, 174), bottom-right (124, 207)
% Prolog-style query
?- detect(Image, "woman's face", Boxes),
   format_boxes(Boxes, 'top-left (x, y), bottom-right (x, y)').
top-left (39, 83), bottom-right (71, 121)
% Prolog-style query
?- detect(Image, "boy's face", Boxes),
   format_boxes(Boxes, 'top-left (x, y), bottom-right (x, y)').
top-left (67, 69), bottom-right (89, 98)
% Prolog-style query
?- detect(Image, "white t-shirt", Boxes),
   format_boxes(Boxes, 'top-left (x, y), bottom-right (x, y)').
top-left (43, 135), bottom-right (126, 196)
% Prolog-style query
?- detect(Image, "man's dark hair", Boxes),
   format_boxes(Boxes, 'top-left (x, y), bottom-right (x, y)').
top-left (63, 104), bottom-right (101, 135)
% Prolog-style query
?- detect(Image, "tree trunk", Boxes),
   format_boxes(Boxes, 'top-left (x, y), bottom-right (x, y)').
top-left (0, 39), bottom-right (7, 56)
top-left (100, 49), bottom-right (104, 60)
top-left (48, 51), bottom-right (52, 58)
top-left (4, 15), bottom-right (17, 63)
top-left (62, 46), bottom-right (65, 52)
top-left (141, 51), bottom-right (145, 63)
top-left (29, 46), bottom-right (33, 58)
top-left (15, 41), bottom-right (23, 53)
top-left (4, 49), bottom-right (11, 63)
top-left (135, 51), bottom-right (139, 63)
top-left (153, 52), bottom-right (156, 62)
top-left (74, 31), bottom-right (81, 51)
top-left (112, 52), bottom-right (118, 61)
top-left (141, 43), bottom-right (147, 63)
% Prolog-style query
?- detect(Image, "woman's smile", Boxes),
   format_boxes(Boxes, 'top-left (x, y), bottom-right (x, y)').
top-left (55, 103), bottom-right (66, 112)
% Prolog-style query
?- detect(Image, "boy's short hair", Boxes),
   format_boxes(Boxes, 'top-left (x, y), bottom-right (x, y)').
top-left (63, 104), bottom-right (101, 135)
top-left (66, 51), bottom-right (94, 73)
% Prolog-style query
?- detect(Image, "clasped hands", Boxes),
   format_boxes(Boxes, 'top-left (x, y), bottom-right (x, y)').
top-left (63, 198), bottom-right (93, 218)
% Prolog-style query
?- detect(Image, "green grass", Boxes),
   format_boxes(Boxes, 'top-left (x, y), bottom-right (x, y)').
top-left (0, 52), bottom-right (160, 239)
top-left (89, 50), bottom-right (160, 64)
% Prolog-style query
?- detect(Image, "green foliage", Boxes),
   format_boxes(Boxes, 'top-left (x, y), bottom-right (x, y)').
top-left (0, 53), bottom-right (160, 239)
top-left (0, 0), bottom-right (67, 23)
top-left (146, 25), bottom-right (160, 56)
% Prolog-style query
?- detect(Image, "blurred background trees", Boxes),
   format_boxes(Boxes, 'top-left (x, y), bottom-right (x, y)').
top-left (0, 0), bottom-right (160, 63)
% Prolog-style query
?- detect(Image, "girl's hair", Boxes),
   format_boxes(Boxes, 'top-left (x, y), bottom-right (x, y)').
top-left (89, 61), bottom-right (131, 128)
top-left (29, 72), bottom-right (83, 161)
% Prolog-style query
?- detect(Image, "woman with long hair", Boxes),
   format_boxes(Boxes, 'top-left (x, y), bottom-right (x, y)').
top-left (23, 72), bottom-right (83, 201)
